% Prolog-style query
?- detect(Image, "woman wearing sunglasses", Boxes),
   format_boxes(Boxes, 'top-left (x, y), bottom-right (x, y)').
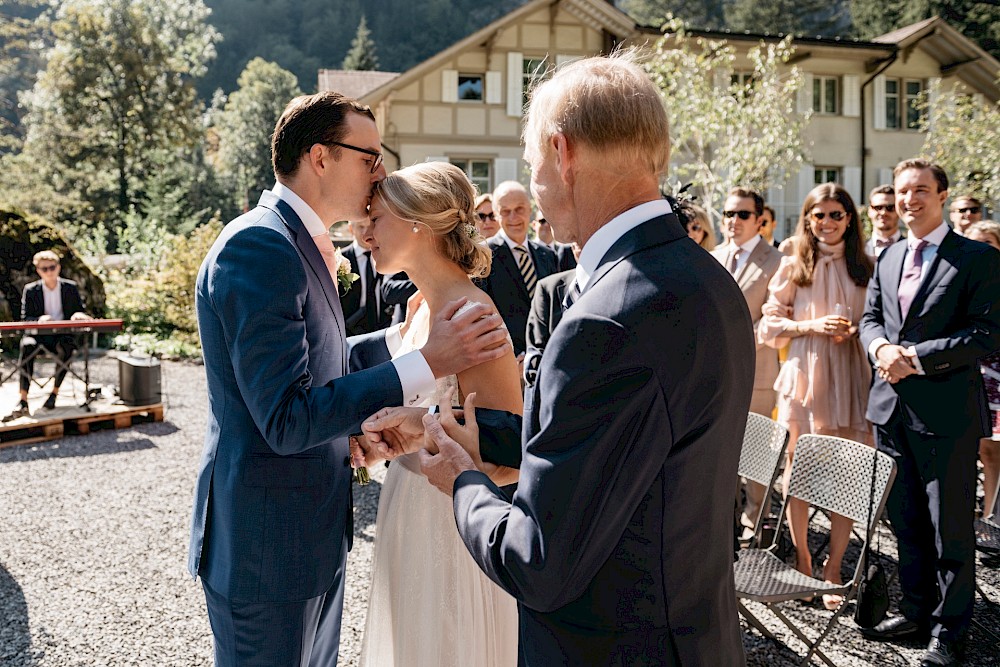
top-left (473, 193), bottom-right (500, 239)
top-left (758, 183), bottom-right (875, 610)
top-left (679, 201), bottom-right (717, 250)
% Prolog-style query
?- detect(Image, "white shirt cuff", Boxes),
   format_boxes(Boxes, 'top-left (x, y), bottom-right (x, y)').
top-left (391, 350), bottom-right (436, 407)
top-left (385, 323), bottom-right (403, 357)
top-left (907, 346), bottom-right (925, 375)
top-left (868, 337), bottom-right (891, 363)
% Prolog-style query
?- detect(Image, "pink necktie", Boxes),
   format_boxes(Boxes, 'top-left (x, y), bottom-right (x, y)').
top-left (312, 233), bottom-right (339, 281)
top-left (898, 240), bottom-right (927, 320)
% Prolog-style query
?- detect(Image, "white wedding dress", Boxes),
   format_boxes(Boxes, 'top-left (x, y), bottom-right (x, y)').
top-left (358, 302), bottom-right (519, 667)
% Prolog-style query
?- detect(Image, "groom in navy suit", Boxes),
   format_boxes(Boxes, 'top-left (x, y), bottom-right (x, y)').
top-left (859, 159), bottom-right (1000, 664)
top-left (189, 92), bottom-right (510, 667)
top-left (412, 54), bottom-right (753, 665)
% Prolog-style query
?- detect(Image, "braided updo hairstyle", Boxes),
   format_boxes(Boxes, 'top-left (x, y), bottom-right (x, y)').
top-left (374, 162), bottom-right (492, 278)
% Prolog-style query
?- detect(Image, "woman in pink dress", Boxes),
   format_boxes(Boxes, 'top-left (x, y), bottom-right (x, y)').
top-left (758, 183), bottom-right (875, 610)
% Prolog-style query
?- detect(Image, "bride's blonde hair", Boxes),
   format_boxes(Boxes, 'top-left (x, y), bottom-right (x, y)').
top-left (374, 162), bottom-right (492, 278)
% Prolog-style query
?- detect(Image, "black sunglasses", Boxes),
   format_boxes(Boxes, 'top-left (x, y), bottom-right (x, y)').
top-left (953, 206), bottom-right (981, 215)
top-left (869, 204), bottom-right (894, 213)
top-left (723, 210), bottom-right (754, 220)
top-left (811, 210), bottom-right (846, 221)
top-left (325, 141), bottom-right (383, 174)
top-left (37, 264), bottom-right (58, 273)
top-left (477, 212), bottom-right (495, 222)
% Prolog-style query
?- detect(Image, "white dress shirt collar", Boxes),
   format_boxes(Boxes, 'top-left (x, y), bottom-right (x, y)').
top-left (352, 240), bottom-right (369, 256)
top-left (497, 227), bottom-right (529, 251)
top-left (910, 221), bottom-right (949, 249)
top-left (575, 199), bottom-right (673, 292)
top-left (271, 181), bottom-right (327, 238)
top-left (727, 233), bottom-right (762, 256)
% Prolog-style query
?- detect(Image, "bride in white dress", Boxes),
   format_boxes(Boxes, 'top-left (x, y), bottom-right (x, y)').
top-left (358, 162), bottom-right (522, 667)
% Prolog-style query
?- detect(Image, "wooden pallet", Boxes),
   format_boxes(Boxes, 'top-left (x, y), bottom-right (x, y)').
top-left (0, 402), bottom-right (164, 448)
top-left (0, 417), bottom-right (65, 448)
top-left (66, 403), bottom-right (164, 435)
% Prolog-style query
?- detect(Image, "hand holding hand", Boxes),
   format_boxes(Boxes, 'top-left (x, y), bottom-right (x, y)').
top-left (875, 344), bottom-right (918, 384)
top-left (362, 406), bottom-right (428, 460)
top-left (436, 389), bottom-right (484, 468)
top-left (418, 413), bottom-right (477, 497)
top-left (349, 432), bottom-right (381, 468)
top-left (421, 298), bottom-right (511, 378)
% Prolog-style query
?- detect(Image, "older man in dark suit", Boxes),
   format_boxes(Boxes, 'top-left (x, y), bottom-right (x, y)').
top-left (482, 181), bottom-right (558, 357)
top-left (412, 53), bottom-right (753, 665)
top-left (339, 218), bottom-right (392, 335)
top-left (860, 159), bottom-right (1000, 665)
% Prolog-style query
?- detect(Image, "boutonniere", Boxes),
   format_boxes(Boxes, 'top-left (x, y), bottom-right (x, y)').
top-left (334, 248), bottom-right (359, 295)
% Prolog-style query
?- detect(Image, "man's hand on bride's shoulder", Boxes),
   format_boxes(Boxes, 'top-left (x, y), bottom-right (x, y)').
top-left (421, 298), bottom-right (511, 378)
top-left (362, 406), bottom-right (428, 460)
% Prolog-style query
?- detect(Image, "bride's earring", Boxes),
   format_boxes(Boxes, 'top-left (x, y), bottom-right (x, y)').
top-left (412, 225), bottom-right (419, 233)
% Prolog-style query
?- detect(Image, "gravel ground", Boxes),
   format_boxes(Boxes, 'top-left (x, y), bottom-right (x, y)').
top-left (1, 354), bottom-right (998, 666)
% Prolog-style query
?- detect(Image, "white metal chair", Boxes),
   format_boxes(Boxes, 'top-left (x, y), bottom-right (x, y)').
top-left (737, 412), bottom-right (789, 547)
top-left (734, 435), bottom-right (896, 666)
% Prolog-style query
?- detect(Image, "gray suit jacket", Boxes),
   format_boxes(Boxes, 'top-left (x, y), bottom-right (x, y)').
top-left (189, 191), bottom-right (402, 604)
top-left (455, 214), bottom-right (753, 666)
top-left (712, 239), bottom-right (783, 409)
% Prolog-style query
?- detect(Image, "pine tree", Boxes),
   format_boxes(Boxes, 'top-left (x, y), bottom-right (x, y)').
top-left (851, 0), bottom-right (999, 60)
top-left (617, 0), bottom-right (726, 30)
top-left (342, 15), bottom-right (379, 70)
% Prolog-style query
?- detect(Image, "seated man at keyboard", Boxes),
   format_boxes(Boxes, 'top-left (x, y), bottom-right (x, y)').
top-left (4, 250), bottom-right (89, 421)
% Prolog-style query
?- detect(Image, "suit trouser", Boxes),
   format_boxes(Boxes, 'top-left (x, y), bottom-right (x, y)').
top-left (876, 409), bottom-right (977, 641)
top-left (202, 539), bottom-right (348, 667)
top-left (19, 335), bottom-right (77, 393)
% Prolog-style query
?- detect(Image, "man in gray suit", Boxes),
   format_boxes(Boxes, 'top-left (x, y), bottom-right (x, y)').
top-left (406, 53), bottom-right (753, 665)
top-left (712, 186), bottom-right (783, 539)
top-left (190, 92), bottom-right (509, 667)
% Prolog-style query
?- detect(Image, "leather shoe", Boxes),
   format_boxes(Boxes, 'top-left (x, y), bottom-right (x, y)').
top-left (919, 637), bottom-right (960, 666)
top-left (860, 615), bottom-right (928, 642)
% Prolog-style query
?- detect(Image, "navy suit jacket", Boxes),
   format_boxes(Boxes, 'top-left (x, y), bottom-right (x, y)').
top-left (189, 191), bottom-right (403, 603)
top-left (860, 230), bottom-right (1000, 437)
top-left (552, 242), bottom-right (577, 272)
top-left (21, 278), bottom-right (85, 320)
top-left (481, 236), bottom-right (558, 355)
top-left (456, 213), bottom-right (753, 666)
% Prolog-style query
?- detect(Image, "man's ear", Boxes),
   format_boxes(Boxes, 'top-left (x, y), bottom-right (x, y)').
top-left (551, 133), bottom-right (573, 185)
top-left (937, 189), bottom-right (948, 207)
top-left (306, 143), bottom-right (328, 176)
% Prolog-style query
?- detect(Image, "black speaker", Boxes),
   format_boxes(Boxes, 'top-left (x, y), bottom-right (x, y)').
top-left (118, 355), bottom-right (161, 406)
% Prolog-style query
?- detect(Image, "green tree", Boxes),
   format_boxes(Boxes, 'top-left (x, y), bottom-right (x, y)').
top-left (213, 58), bottom-right (302, 211)
top-left (919, 84), bottom-right (1000, 208)
top-left (342, 15), bottom-right (379, 70)
top-left (13, 0), bottom-right (219, 238)
top-left (726, 0), bottom-right (850, 36)
top-left (851, 0), bottom-right (1000, 60)
top-left (617, 0), bottom-right (725, 29)
top-left (0, 0), bottom-right (51, 149)
top-left (646, 20), bottom-right (810, 216)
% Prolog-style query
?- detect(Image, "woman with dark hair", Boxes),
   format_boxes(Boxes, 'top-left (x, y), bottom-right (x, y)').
top-left (758, 183), bottom-right (875, 610)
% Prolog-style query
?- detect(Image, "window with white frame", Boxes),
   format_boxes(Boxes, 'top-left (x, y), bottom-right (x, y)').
top-left (814, 167), bottom-right (840, 185)
top-left (522, 58), bottom-right (547, 108)
top-left (451, 159), bottom-right (491, 195)
top-left (884, 78), bottom-right (901, 129)
top-left (457, 74), bottom-right (484, 101)
top-left (904, 79), bottom-right (924, 129)
top-left (812, 76), bottom-right (839, 114)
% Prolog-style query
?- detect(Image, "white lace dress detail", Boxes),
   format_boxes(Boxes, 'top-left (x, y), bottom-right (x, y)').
top-left (358, 301), bottom-right (518, 667)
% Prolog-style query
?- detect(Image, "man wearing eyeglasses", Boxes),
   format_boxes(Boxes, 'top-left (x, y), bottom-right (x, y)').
top-left (189, 91), bottom-right (511, 667)
top-left (864, 184), bottom-right (904, 258)
top-left (711, 187), bottom-right (783, 540)
top-left (949, 195), bottom-right (983, 236)
top-left (2, 250), bottom-right (89, 422)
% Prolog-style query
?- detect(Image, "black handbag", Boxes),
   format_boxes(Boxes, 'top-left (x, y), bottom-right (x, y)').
top-left (854, 449), bottom-right (889, 628)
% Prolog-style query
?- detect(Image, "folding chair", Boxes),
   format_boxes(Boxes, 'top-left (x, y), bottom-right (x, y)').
top-left (734, 435), bottom-right (896, 666)
top-left (737, 412), bottom-right (789, 547)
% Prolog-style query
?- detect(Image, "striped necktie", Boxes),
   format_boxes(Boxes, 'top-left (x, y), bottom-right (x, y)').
top-left (561, 279), bottom-right (582, 311)
top-left (514, 245), bottom-right (537, 297)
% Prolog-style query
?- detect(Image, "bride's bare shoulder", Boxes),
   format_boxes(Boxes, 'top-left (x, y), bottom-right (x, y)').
top-left (451, 283), bottom-right (498, 317)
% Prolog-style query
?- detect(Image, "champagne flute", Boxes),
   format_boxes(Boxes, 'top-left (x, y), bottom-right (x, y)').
top-left (833, 303), bottom-right (852, 343)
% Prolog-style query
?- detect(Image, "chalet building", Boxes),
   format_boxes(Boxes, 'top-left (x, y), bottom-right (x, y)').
top-left (319, 0), bottom-right (998, 239)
